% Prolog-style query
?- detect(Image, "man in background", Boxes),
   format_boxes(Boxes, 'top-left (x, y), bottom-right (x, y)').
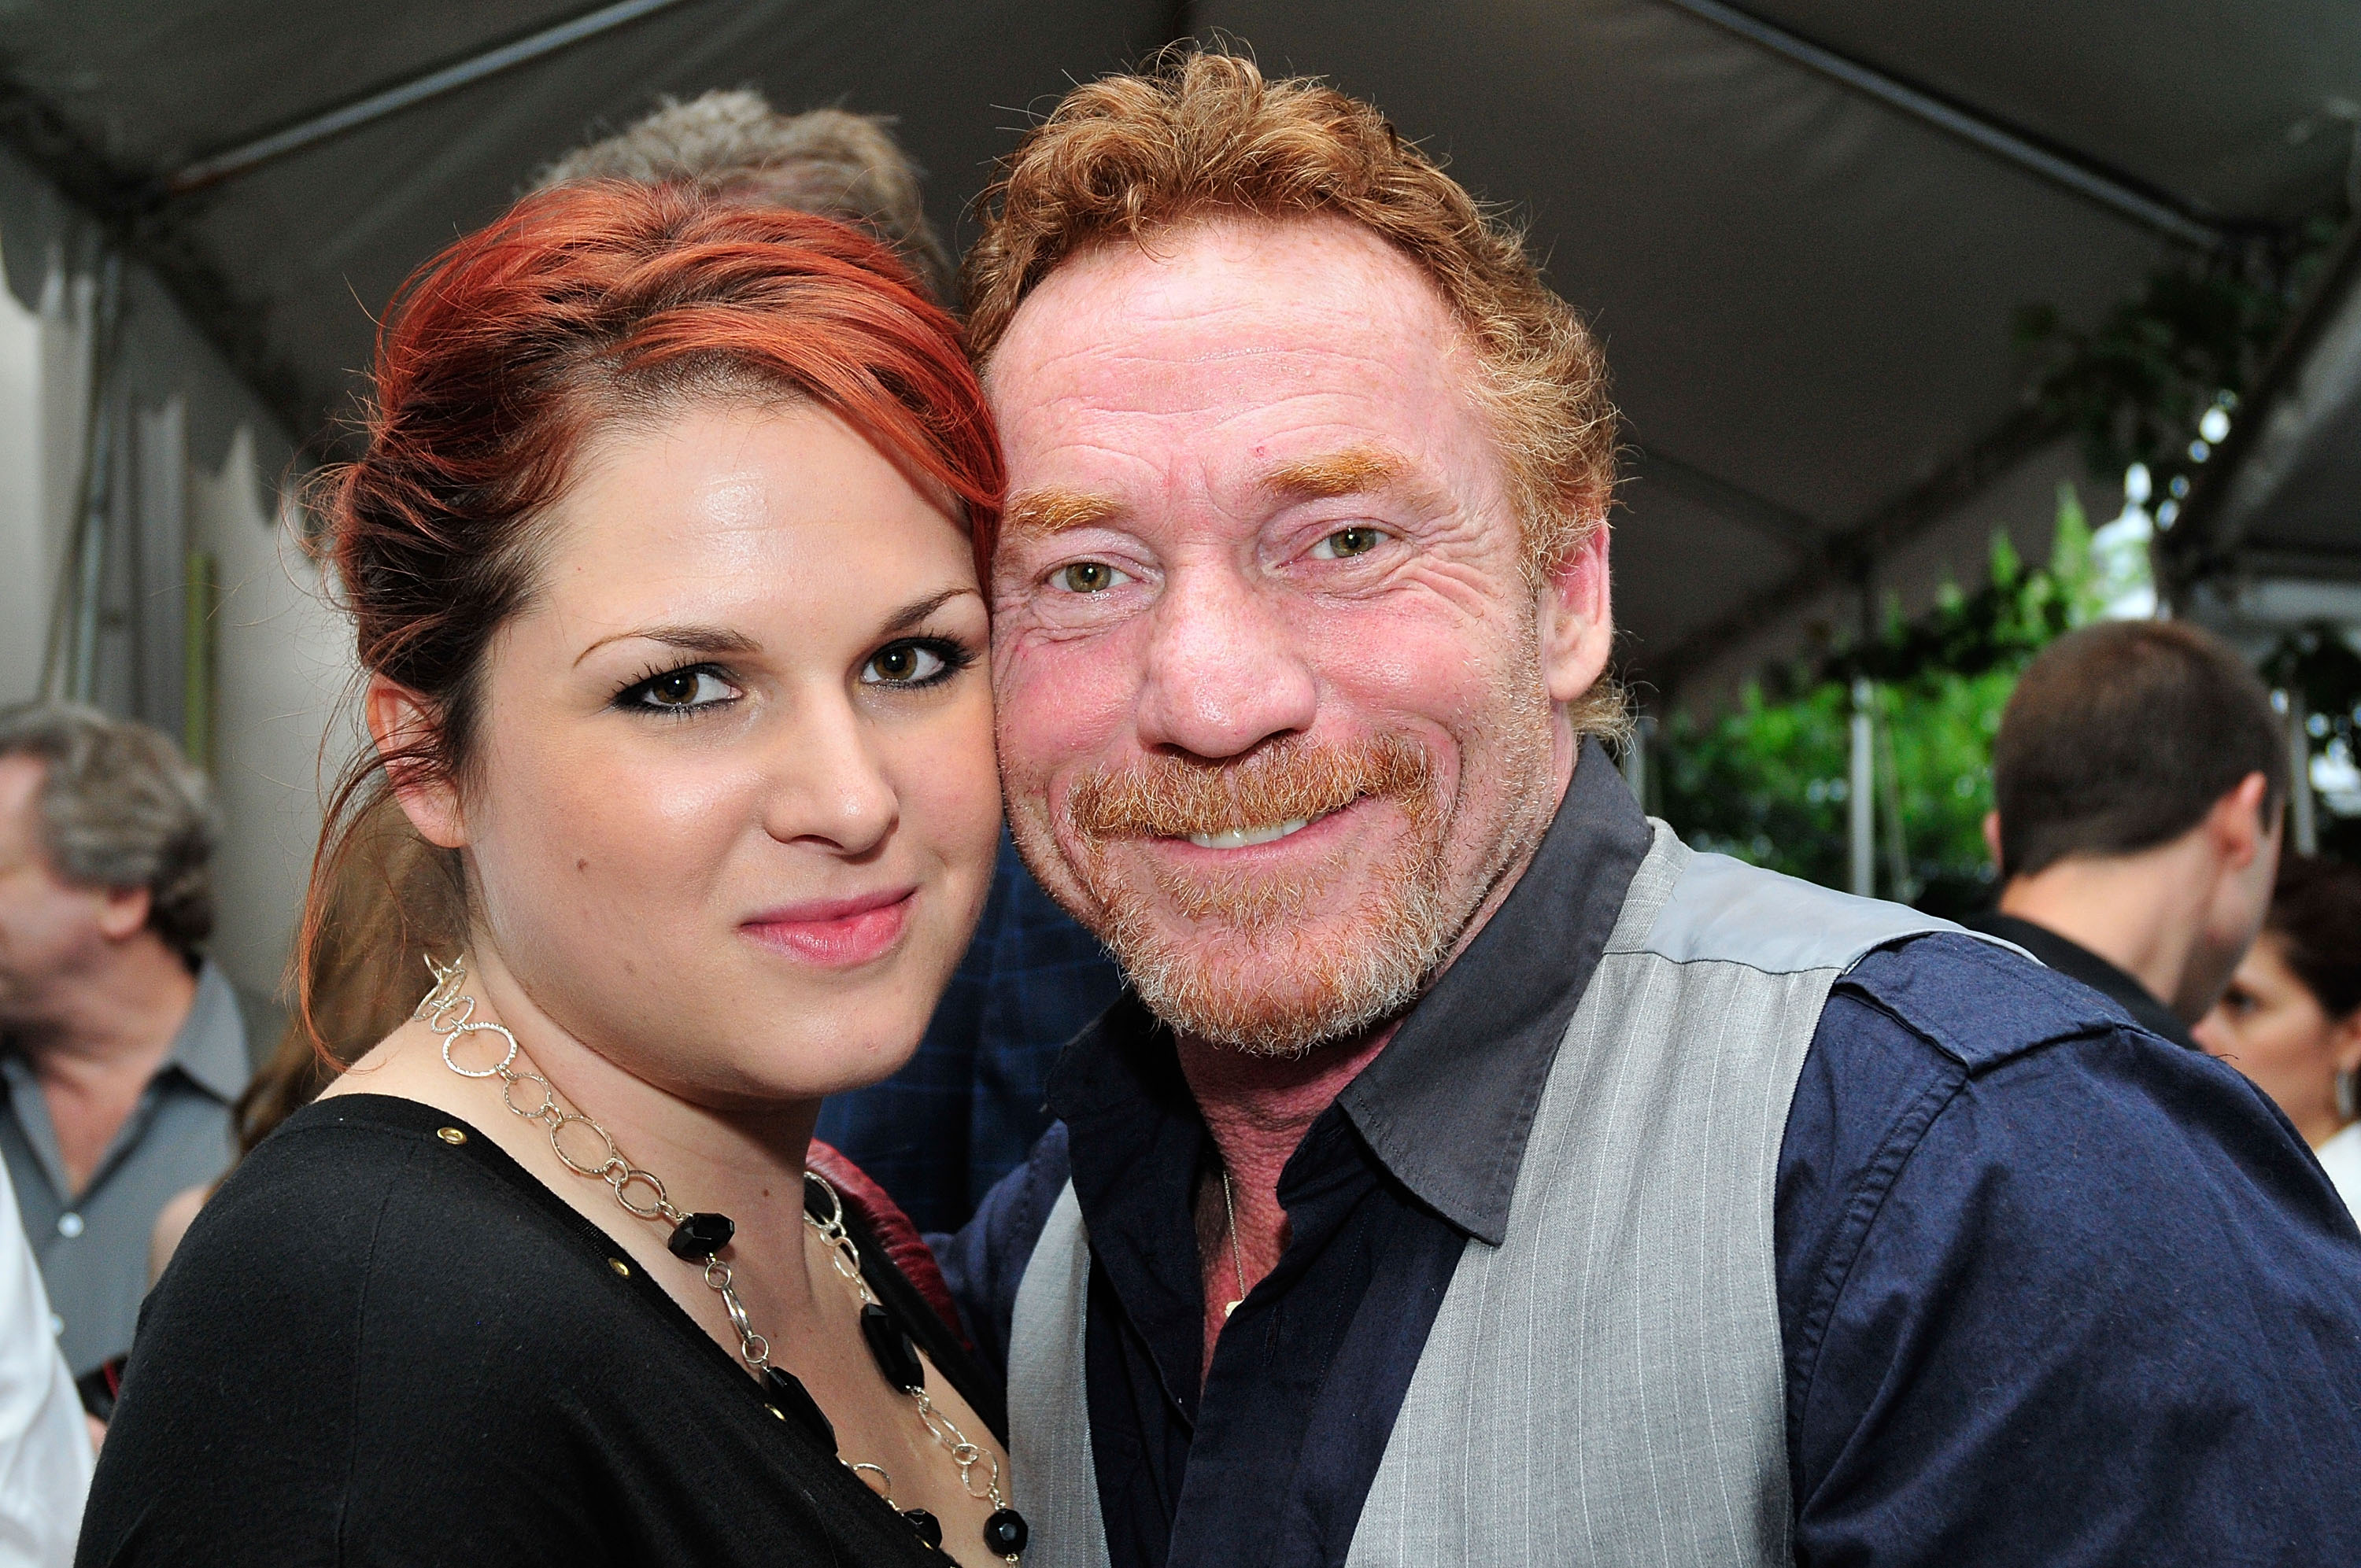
top-left (541, 90), bottom-right (1121, 1232)
top-left (1968, 621), bottom-right (2286, 1050)
top-left (0, 703), bottom-right (257, 1382)
top-left (535, 87), bottom-right (955, 300)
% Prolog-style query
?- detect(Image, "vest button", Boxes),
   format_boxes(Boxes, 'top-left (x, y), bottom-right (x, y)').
top-left (55, 1212), bottom-right (83, 1239)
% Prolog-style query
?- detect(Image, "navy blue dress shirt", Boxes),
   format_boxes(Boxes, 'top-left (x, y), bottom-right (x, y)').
top-left (818, 832), bottom-right (1123, 1234)
top-left (944, 746), bottom-right (2361, 1567)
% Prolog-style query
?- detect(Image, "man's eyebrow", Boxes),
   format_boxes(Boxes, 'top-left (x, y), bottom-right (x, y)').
top-left (1262, 445), bottom-right (1410, 502)
top-left (575, 624), bottom-right (762, 667)
top-left (1003, 488), bottom-right (1122, 539)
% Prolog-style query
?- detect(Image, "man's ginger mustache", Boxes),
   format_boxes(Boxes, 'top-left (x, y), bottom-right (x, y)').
top-left (1052, 735), bottom-right (1454, 1054)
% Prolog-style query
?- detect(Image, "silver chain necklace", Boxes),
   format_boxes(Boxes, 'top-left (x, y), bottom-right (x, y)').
top-left (416, 955), bottom-right (1028, 1562)
top-left (1218, 1168), bottom-right (1249, 1319)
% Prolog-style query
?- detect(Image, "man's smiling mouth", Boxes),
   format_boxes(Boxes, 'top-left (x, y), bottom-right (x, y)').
top-left (1181, 806), bottom-right (1343, 850)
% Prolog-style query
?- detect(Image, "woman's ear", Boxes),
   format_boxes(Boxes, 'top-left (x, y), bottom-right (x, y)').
top-left (2331, 1008), bottom-right (2361, 1079)
top-left (364, 673), bottom-right (468, 850)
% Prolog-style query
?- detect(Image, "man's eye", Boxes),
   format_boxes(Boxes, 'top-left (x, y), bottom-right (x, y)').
top-left (863, 640), bottom-right (962, 687)
top-left (1310, 526), bottom-right (1387, 561)
top-left (623, 666), bottom-right (737, 713)
top-left (1053, 561), bottom-right (1129, 594)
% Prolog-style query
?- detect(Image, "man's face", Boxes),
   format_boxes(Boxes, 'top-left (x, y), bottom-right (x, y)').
top-left (0, 756), bottom-right (113, 1021)
top-left (987, 215), bottom-right (1610, 1053)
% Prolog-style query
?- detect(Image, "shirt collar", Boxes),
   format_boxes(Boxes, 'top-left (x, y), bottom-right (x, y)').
top-left (167, 961), bottom-right (257, 1103)
top-left (1335, 738), bottom-right (1653, 1243)
top-left (1049, 737), bottom-right (1655, 1248)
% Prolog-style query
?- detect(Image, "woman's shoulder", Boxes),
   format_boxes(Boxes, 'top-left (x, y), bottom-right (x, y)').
top-left (191, 1094), bottom-right (566, 1271)
top-left (151, 1094), bottom-right (646, 1377)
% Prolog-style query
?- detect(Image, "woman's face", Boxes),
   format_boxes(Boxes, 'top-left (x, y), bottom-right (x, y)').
top-left (2196, 932), bottom-right (2361, 1147)
top-left (420, 400), bottom-right (999, 1106)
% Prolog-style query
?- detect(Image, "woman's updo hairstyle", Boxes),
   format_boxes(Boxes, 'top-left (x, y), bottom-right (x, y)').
top-left (297, 180), bottom-right (1003, 1058)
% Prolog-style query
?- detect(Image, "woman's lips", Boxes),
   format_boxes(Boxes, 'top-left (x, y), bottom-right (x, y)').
top-left (739, 887), bottom-right (915, 968)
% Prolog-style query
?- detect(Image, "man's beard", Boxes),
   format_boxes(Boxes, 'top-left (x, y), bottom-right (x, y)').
top-left (1044, 722), bottom-right (1542, 1057)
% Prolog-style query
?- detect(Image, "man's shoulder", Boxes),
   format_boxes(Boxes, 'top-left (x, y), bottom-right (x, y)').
top-left (1631, 843), bottom-right (1959, 978)
top-left (1831, 928), bottom-right (2134, 1075)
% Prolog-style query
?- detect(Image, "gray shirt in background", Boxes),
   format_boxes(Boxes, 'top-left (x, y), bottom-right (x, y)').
top-left (1, 960), bottom-right (255, 1375)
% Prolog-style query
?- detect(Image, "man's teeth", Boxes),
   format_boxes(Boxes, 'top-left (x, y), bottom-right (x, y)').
top-left (1188, 817), bottom-right (1311, 850)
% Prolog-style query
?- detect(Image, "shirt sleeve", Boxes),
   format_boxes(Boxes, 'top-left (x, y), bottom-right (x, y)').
top-left (1782, 976), bottom-right (2361, 1566)
top-left (0, 1156), bottom-right (91, 1568)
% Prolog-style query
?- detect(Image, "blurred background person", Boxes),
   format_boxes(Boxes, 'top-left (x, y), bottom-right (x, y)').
top-left (2197, 854), bottom-right (2361, 1215)
top-left (0, 704), bottom-right (264, 1391)
top-left (0, 1154), bottom-right (92, 1568)
top-left (540, 88), bottom-right (1120, 1234)
top-left (534, 88), bottom-right (955, 302)
top-left (1966, 622), bottom-right (2286, 1050)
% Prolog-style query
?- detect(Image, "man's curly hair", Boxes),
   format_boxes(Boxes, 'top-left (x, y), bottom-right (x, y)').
top-left (962, 46), bottom-right (1619, 588)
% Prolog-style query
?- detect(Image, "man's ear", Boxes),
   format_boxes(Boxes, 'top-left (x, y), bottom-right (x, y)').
top-left (1982, 810), bottom-right (2004, 872)
top-left (94, 884), bottom-right (151, 943)
top-left (1540, 519), bottom-right (1615, 706)
top-left (2208, 771), bottom-right (2272, 870)
top-left (364, 673), bottom-right (468, 850)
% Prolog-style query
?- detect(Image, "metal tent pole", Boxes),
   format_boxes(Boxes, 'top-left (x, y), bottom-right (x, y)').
top-left (1849, 678), bottom-right (1876, 896)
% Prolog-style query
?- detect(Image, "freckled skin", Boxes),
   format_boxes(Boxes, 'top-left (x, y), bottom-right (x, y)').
top-left (987, 215), bottom-right (1610, 1013)
top-left (985, 215), bottom-right (1614, 1356)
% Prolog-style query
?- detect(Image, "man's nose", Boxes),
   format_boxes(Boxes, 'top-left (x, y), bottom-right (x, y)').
top-left (1132, 563), bottom-right (1318, 761)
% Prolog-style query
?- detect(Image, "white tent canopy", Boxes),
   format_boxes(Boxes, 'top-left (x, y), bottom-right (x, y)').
top-left (4, 0), bottom-right (2357, 705)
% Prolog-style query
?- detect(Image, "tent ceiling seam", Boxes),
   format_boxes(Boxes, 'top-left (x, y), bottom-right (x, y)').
top-left (1639, 406), bottom-right (2065, 702)
top-left (164, 0), bottom-right (705, 196)
top-left (1627, 445), bottom-right (1822, 552)
top-left (1657, 0), bottom-right (2227, 250)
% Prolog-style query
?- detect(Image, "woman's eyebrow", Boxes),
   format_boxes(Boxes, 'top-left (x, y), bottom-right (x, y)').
top-left (879, 586), bottom-right (981, 636)
top-left (575, 625), bottom-right (762, 666)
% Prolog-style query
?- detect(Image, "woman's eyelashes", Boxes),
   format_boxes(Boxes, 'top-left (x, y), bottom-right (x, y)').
top-left (611, 636), bottom-right (974, 716)
top-left (614, 662), bottom-right (742, 717)
top-left (861, 636), bottom-right (976, 690)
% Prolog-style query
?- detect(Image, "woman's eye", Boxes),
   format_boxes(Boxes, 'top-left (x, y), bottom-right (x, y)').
top-left (862, 640), bottom-right (967, 688)
top-left (1053, 561), bottom-right (1129, 594)
top-left (1311, 526), bottom-right (1387, 561)
top-left (624, 666), bottom-right (737, 713)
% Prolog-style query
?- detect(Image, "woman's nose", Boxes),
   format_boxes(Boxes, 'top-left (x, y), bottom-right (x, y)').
top-left (759, 695), bottom-right (898, 856)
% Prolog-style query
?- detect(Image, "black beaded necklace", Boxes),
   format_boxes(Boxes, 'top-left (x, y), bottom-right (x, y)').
top-left (419, 957), bottom-right (1029, 1562)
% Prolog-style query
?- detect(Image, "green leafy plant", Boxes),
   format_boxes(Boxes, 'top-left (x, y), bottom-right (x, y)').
top-left (1657, 487), bottom-right (2115, 914)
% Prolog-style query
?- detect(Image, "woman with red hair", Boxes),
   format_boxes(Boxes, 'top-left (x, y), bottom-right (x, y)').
top-left (80, 185), bottom-right (1026, 1566)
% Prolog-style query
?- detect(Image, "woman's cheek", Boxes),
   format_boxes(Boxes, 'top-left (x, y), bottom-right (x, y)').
top-left (907, 692), bottom-right (1003, 880)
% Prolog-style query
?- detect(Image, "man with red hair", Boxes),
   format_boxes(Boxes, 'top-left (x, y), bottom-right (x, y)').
top-left (943, 47), bottom-right (2361, 1568)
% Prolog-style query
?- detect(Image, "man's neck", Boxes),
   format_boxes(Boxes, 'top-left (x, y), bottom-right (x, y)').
top-left (11, 939), bottom-right (200, 1198)
top-left (1997, 843), bottom-right (2211, 1024)
top-left (10, 938), bottom-right (199, 1074)
top-left (1178, 1024), bottom-right (1395, 1201)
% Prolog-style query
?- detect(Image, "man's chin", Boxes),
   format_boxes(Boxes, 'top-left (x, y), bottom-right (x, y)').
top-left (1107, 914), bottom-right (1439, 1055)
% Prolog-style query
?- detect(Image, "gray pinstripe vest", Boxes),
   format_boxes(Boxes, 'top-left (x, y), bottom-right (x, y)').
top-left (1007, 824), bottom-right (1958, 1567)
